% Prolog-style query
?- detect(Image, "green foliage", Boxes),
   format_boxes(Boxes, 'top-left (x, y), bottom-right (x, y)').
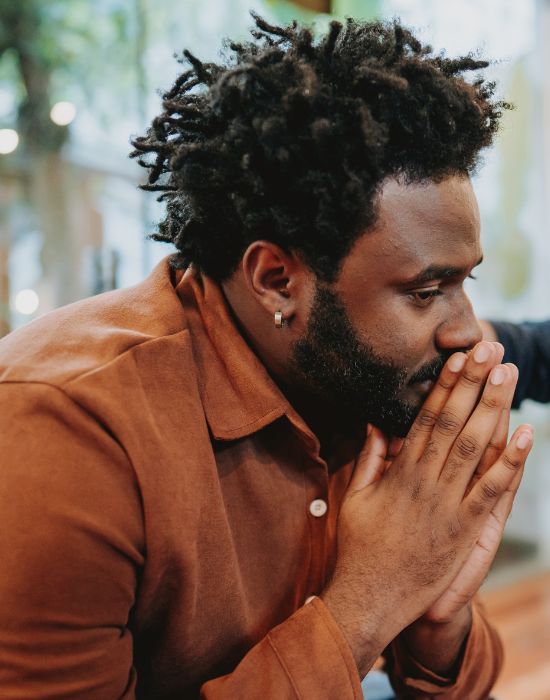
top-left (0, 0), bottom-right (385, 155)
top-left (0, 0), bottom-right (137, 153)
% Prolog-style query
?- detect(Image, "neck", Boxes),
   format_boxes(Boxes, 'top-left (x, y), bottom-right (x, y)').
top-left (279, 383), bottom-right (364, 465)
top-left (221, 279), bottom-right (363, 466)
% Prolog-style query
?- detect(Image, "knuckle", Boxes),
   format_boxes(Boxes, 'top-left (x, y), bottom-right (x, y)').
top-left (454, 434), bottom-right (480, 460)
top-left (436, 409), bottom-right (461, 436)
top-left (502, 452), bottom-right (522, 471)
top-left (479, 393), bottom-right (501, 410)
top-left (408, 477), bottom-right (425, 502)
top-left (437, 375), bottom-right (455, 391)
top-left (467, 499), bottom-right (486, 517)
top-left (480, 478), bottom-right (500, 501)
top-left (420, 439), bottom-right (439, 464)
top-left (415, 408), bottom-right (438, 431)
top-left (459, 369), bottom-right (482, 388)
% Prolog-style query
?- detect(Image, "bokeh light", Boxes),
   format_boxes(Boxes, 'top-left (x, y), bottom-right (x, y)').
top-left (50, 101), bottom-right (77, 126)
top-left (0, 128), bottom-right (19, 154)
top-left (13, 289), bottom-right (40, 315)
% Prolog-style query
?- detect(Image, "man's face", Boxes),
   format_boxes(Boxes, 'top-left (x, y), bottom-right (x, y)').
top-left (290, 175), bottom-right (483, 437)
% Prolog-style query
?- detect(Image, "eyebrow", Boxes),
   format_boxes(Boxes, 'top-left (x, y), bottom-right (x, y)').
top-left (402, 255), bottom-right (484, 286)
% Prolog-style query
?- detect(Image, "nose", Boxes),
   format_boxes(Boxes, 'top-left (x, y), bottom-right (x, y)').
top-left (435, 293), bottom-right (482, 353)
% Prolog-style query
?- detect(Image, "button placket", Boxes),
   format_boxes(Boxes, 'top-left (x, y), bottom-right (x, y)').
top-left (304, 461), bottom-right (330, 605)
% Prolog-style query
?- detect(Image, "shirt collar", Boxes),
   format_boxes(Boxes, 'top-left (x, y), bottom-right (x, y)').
top-left (175, 266), bottom-right (319, 451)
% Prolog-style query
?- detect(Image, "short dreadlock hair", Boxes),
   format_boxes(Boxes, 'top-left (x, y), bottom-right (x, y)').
top-left (131, 13), bottom-right (508, 283)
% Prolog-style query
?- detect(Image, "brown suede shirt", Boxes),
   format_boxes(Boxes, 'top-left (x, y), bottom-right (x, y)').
top-left (0, 259), bottom-right (502, 699)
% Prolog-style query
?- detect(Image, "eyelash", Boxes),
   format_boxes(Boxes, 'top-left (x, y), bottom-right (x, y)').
top-left (409, 274), bottom-right (477, 306)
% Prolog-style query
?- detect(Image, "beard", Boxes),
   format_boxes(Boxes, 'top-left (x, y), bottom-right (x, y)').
top-left (289, 284), bottom-right (449, 437)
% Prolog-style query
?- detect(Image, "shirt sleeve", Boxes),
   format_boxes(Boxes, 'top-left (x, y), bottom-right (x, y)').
top-left (200, 597), bottom-right (363, 700)
top-left (0, 382), bottom-right (144, 699)
top-left (490, 320), bottom-right (550, 407)
top-left (0, 383), bottom-right (364, 700)
top-left (384, 599), bottom-right (503, 699)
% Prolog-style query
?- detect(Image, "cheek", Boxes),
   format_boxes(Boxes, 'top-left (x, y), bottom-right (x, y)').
top-left (354, 305), bottom-right (434, 366)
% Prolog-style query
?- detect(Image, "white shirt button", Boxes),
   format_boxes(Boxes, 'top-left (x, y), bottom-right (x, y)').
top-left (304, 595), bottom-right (316, 605)
top-left (309, 498), bottom-right (328, 517)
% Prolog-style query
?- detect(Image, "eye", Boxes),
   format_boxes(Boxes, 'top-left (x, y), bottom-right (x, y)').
top-left (408, 288), bottom-right (442, 307)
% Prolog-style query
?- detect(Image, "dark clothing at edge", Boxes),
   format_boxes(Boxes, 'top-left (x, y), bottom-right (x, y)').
top-left (492, 320), bottom-right (550, 407)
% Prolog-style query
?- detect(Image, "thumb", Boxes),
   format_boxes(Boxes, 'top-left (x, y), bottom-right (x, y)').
top-left (349, 425), bottom-right (389, 492)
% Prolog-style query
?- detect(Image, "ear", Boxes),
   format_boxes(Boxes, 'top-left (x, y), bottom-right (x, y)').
top-left (241, 241), bottom-right (308, 324)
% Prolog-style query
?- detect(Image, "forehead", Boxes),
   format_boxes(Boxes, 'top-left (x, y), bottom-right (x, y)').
top-left (339, 175), bottom-right (482, 287)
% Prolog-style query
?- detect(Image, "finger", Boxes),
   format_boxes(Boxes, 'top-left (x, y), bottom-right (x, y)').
top-left (488, 424), bottom-right (529, 520)
top-left (349, 426), bottom-right (389, 492)
top-left (475, 363), bottom-right (517, 479)
top-left (404, 351), bottom-right (467, 459)
top-left (388, 436), bottom-right (404, 460)
top-left (405, 343), bottom-right (503, 463)
top-left (473, 460), bottom-right (525, 560)
top-left (462, 425), bottom-right (533, 522)
top-left (414, 341), bottom-right (504, 475)
top-left (439, 363), bottom-right (518, 494)
top-left (489, 463), bottom-right (525, 527)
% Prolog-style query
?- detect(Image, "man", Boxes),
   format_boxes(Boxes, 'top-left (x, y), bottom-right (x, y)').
top-left (0, 15), bottom-right (533, 700)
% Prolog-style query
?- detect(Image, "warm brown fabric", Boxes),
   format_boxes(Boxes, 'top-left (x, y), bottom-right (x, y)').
top-left (0, 259), bottom-right (502, 699)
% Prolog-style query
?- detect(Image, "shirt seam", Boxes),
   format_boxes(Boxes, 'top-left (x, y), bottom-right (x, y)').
top-left (0, 327), bottom-right (190, 392)
top-left (266, 635), bottom-right (302, 700)
top-left (63, 328), bottom-right (191, 388)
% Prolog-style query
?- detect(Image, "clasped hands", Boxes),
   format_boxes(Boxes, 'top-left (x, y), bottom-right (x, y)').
top-left (321, 341), bottom-right (533, 677)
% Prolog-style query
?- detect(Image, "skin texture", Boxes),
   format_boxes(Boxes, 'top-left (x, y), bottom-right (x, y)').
top-left (223, 175), bottom-right (484, 435)
top-left (288, 284), bottom-right (451, 439)
top-left (222, 174), bottom-right (533, 678)
top-left (333, 176), bottom-right (483, 405)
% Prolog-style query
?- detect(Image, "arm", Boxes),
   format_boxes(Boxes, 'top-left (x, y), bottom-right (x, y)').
top-left (481, 319), bottom-right (550, 406)
top-left (0, 383), bottom-right (364, 700)
top-left (201, 598), bottom-right (363, 699)
top-left (0, 382), bottom-right (144, 699)
top-left (385, 599), bottom-right (503, 699)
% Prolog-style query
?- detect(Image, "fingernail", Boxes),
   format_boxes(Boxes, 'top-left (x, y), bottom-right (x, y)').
top-left (448, 354), bottom-right (466, 372)
top-left (516, 432), bottom-right (532, 450)
top-left (490, 367), bottom-right (505, 385)
top-left (474, 344), bottom-right (491, 363)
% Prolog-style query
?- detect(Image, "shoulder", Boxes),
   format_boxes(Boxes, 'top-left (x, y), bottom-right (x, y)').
top-left (0, 258), bottom-right (189, 389)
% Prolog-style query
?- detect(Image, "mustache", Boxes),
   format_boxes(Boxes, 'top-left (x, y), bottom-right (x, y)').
top-left (408, 353), bottom-right (452, 385)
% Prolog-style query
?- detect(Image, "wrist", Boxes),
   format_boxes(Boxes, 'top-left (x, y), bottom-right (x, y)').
top-left (320, 583), bottom-right (400, 677)
top-left (399, 603), bottom-right (473, 678)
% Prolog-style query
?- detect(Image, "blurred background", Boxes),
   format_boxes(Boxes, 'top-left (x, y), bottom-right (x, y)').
top-left (0, 0), bottom-right (549, 697)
